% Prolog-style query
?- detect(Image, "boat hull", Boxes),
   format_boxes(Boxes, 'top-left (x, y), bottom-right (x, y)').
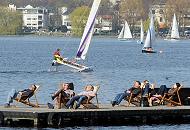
top-left (142, 50), bottom-right (156, 53)
top-left (52, 60), bottom-right (93, 72)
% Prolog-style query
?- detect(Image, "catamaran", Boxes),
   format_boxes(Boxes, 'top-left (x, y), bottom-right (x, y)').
top-left (52, 0), bottom-right (101, 72)
top-left (165, 13), bottom-right (180, 40)
top-left (142, 15), bottom-right (156, 53)
top-left (118, 20), bottom-right (133, 41)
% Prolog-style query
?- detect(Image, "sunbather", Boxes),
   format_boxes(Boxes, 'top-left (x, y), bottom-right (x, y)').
top-left (149, 85), bottom-right (168, 106)
top-left (111, 81), bottom-right (141, 107)
top-left (65, 85), bottom-right (96, 109)
top-left (5, 84), bottom-right (38, 107)
top-left (51, 82), bottom-right (75, 109)
top-left (149, 83), bottom-right (181, 106)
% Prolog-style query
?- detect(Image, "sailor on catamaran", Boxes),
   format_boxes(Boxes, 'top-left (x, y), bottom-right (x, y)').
top-left (53, 48), bottom-right (63, 64)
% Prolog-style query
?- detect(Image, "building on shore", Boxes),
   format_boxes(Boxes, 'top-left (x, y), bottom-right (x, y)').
top-left (17, 5), bottom-right (49, 31)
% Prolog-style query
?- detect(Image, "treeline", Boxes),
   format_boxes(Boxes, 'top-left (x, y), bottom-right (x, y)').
top-left (0, 6), bottom-right (22, 35)
top-left (120, 0), bottom-right (190, 27)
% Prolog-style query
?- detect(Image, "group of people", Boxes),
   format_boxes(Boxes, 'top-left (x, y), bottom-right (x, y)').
top-left (4, 82), bottom-right (97, 109)
top-left (49, 83), bottom-right (96, 109)
top-left (111, 80), bottom-right (182, 107)
top-left (4, 80), bottom-right (182, 109)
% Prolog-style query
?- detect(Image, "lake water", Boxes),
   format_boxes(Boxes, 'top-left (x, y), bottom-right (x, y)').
top-left (0, 36), bottom-right (190, 129)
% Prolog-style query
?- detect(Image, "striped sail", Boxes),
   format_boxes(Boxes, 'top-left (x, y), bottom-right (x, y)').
top-left (76, 0), bottom-right (101, 60)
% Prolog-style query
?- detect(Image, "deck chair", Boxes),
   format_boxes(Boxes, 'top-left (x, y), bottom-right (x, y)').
top-left (55, 83), bottom-right (74, 109)
top-left (82, 85), bottom-right (100, 109)
top-left (160, 86), bottom-right (182, 106)
top-left (126, 89), bottom-right (142, 107)
top-left (14, 85), bottom-right (40, 107)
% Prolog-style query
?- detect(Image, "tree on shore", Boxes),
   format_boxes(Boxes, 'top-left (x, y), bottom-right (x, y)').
top-left (0, 6), bottom-right (22, 35)
top-left (70, 6), bottom-right (90, 36)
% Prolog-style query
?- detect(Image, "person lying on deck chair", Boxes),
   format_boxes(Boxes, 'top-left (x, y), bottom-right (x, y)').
top-left (149, 83), bottom-right (181, 106)
top-left (65, 85), bottom-right (96, 109)
top-left (148, 84), bottom-right (168, 106)
top-left (50, 83), bottom-right (75, 109)
top-left (4, 84), bottom-right (38, 107)
top-left (111, 80), bottom-right (141, 107)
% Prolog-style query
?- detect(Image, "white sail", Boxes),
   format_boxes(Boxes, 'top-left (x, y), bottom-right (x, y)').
top-left (143, 28), bottom-right (151, 48)
top-left (150, 15), bottom-right (155, 42)
top-left (140, 20), bottom-right (144, 44)
top-left (143, 16), bottom-right (154, 49)
top-left (171, 13), bottom-right (180, 39)
top-left (76, 0), bottom-right (101, 60)
top-left (118, 21), bottom-right (132, 40)
top-left (123, 21), bottom-right (132, 39)
top-left (118, 24), bottom-right (124, 39)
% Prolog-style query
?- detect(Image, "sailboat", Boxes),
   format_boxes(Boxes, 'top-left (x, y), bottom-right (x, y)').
top-left (171, 13), bottom-right (180, 39)
top-left (118, 20), bottom-right (133, 41)
top-left (142, 15), bottom-right (156, 53)
top-left (165, 13), bottom-right (180, 40)
top-left (140, 20), bottom-right (144, 44)
top-left (52, 0), bottom-right (101, 72)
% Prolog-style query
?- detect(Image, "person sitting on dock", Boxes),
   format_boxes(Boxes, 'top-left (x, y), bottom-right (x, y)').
top-left (4, 84), bottom-right (38, 107)
top-left (111, 81), bottom-right (141, 107)
top-left (53, 48), bottom-right (63, 63)
top-left (65, 85), bottom-right (96, 109)
top-left (148, 85), bottom-right (168, 106)
top-left (50, 82), bottom-right (75, 109)
top-left (141, 80), bottom-right (151, 97)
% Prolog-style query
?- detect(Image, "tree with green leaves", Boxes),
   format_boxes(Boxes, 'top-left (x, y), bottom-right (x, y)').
top-left (143, 17), bottom-right (159, 33)
top-left (0, 6), bottom-right (22, 35)
top-left (70, 6), bottom-right (90, 36)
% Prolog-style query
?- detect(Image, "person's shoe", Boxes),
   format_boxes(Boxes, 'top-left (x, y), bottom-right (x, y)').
top-left (47, 103), bottom-right (54, 109)
top-left (4, 103), bottom-right (10, 108)
top-left (111, 101), bottom-right (116, 107)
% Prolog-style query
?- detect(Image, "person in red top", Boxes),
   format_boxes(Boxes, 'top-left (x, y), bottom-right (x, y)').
top-left (53, 48), bottom-right (63, 62)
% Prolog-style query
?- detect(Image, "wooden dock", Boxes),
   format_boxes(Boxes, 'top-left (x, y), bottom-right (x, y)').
top-left (1, 104), bottom-right (190, 128)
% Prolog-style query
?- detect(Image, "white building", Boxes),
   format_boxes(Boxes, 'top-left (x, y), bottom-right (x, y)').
top-left (109, 0), bottom-right (120, 5)
top-left (59, 7), bottom-right (71, 30)
top-left (151, 4), bottom-right (166, 28)
top-left (17, 5), bottom-right (49, 30)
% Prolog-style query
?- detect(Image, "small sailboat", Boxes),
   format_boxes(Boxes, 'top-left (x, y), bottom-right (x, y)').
top-left (165, 13), bottom-right (180, 40)
top-left (142, 15), bottom-right (156, 53)
top-left (52, 0), bottom-right (101, 72)
top-left (140, 20), bottom-right (144, 44)
top-left (118, 21), bottom-right (133, 41)
top-left (171, 13), bottom-right (180, 40)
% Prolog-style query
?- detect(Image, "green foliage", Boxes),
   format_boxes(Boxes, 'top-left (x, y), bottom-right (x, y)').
top-left (0, 6), bottom-right (22, 35)
top-left (143, 17), bottom-right (158, 33)
top-left (144, 18), bottom-right (150, 32)
top-left (70, 6), bottom-right (90, 37)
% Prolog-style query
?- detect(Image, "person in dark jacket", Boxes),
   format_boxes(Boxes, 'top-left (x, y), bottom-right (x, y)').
top-left (5, 84), bottom-right (37, 107)
top-left (111, 81), bottom-right (141, 107)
